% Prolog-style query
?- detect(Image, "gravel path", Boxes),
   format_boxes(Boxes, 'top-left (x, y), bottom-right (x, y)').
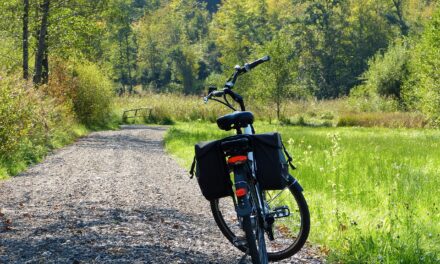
top-left (0, 125), bottom-right (323, 263)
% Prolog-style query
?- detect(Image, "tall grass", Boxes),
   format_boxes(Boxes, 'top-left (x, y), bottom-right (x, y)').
top-left (114, 94), bottom-right (427, 128)
top-left (164, 122), bottom-right (440, 263)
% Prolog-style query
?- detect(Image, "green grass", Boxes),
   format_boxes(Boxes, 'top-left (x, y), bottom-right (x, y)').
top-left (164, 121), bottom-right (440, 263)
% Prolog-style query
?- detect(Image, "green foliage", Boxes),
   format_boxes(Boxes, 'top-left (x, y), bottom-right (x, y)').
top-left (357, 42), bottom-right (410, 100)
top-left (0, 0), bottom-right (21, 72)
top-left (0, 72), bottom-right (85, 178)
top-left (136, 0), bottom-right (209, 94)
top-left (164, 122), bottom-right (440, 263)
top-left (403, 7), bottom-right (440, 125)
top-left (48, 1), bottom-right (107, 60)
top-left (351, 4), bottom-right (440, 126)
top-left (0, 37), bottom-right (21, 73)
top-left (211, 0), bottom-right (270, 67)
top-left (71, 62), bottom-right (114, 127)
top-left (251, 35), bottom-right (302, 119)
top-left (0, 75), bottom-right (34, 160)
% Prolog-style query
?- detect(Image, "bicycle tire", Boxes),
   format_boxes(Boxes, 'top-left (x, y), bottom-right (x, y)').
top-left (242, 214), bottom-right (261, 264)
top-left (248, 182), bottom-right (269, 264)
top-left (210, 175), bottom-right (310, 261)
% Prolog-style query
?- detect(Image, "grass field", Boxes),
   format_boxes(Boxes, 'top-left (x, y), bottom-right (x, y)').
top-left (164, 121), bottom-right (440, 263)
top-left (113, 95), bottom-right (427, 128)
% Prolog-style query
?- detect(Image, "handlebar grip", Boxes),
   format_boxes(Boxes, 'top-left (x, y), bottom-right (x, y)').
top-left (204, 90), bottom-right (224, 103)
top-left (245, 55), bottom-right (271, 72)
top-left (212, 91), bottom-right (224, 97)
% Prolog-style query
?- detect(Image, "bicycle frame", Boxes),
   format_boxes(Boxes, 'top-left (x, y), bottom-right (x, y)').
top-left (227, 124), bottom-right (268, 235)
top-left (242, 125), bottom-right (267, 219)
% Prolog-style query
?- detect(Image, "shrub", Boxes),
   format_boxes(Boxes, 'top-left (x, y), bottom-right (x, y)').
top-left (71, 62), bottom-right (113, 127)
top-left (0, 75), bottom-right (34, 161)
top-left (403, 7), bottom-right (440, 126)
top-left (359, 41), bottom-right (410, 100)
top-left (0, 72), bottom-right (80, 177)
top-left (349, 89), bottom-right (400, 112)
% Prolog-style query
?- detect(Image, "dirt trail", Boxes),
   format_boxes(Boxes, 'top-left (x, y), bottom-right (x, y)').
top-left (0, 125), bottom-right (322, 263)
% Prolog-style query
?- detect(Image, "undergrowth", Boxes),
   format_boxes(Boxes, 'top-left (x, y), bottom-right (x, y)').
top-left (0, 61), bottom-right (118, 179)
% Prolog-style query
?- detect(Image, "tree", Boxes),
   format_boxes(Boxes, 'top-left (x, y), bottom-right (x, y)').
top-left (23, 0), bottom-right (29, 80)
top-left (0, 0), bottom-right (23, 73)
top-left (104, 0), bottom-right (141, 94)
top-left (33, 0), bottom-right (50, 85)
top-left (211, 0), bottom-right (270, 68)
top-left (358, 41), bottom-right (410, 100)
top-left (136, 0), bottom-right (209, 93)
top-left (252, 35), bottom-right (299, 119)
top-left (403, 6), bottom-right (440, 125)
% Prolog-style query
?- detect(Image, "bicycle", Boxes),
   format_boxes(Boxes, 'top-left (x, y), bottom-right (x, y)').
top-left (191, 56), bottom-right (310, 263)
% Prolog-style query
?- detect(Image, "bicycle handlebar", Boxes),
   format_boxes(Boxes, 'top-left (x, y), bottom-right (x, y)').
top-left (204, 55), bottom-right (271, 109)
top-left (226, 55), bottom-right (270, 89)
top-left (244, 55), bottom-right (270, 72)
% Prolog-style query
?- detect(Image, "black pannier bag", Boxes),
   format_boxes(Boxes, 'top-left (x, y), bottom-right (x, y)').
top-left (193, 140), bottom-right (232, 200)
top-left (252, 133), bottom-right (293, 190)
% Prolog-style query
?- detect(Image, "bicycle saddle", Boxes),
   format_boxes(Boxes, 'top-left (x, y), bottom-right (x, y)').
top-left (216, 111), bottom-right (254, 131)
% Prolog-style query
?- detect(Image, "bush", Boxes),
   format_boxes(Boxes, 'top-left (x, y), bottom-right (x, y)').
top-left (71, 63), bottom-right (113, 127)
top-left (349, 89), bottom-right (400, 112)
top-left (0, 75), bottom-right (34, 160)
top-left (0, 72), bottom-right (81, 177)
top-left (355, 41), bottom-right (410, 100)
top-left (403, 7), bottom-right (440, 126)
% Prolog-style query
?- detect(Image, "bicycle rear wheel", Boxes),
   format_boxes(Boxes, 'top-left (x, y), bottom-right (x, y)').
top-left (210, 175), bottom-right (310, 261)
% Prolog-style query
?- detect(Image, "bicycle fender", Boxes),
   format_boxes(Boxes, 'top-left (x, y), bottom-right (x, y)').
top-left (289, 175), bottom-right (304, 192)
top-left (232, 166), bottom-right (253, 216)
top-left (236, 197), bottom-right (252, 217)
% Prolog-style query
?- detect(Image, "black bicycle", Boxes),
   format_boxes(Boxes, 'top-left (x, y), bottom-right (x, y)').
top-left (191, 56), bottom-right (310, 263)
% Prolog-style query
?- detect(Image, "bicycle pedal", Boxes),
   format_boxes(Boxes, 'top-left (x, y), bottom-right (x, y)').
top-left (269, 206), bottom-right (290, 218)
top-left (233, 236), bottom-right (248, 247)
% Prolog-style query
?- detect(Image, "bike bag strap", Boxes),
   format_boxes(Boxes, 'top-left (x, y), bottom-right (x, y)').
top-left (189, 156), bottom-right (196, 179)
top-left (190, 140), bottom-right (295, 178)
top-left (281, 141), bottom-right (296, 170)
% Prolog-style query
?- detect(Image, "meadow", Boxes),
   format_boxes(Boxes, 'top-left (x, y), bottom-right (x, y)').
top-left (113, 94), bottom-right (427, 128)
top-left (164, 121), bottom-right (440, 263)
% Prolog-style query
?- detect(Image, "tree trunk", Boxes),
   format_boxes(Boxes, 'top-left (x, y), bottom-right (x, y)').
top-left (23, 0), bottom-right (29, 80)
top-left (42, 31), bottom-right (49, 84)
top-left (33, 0), bottom-right (50, 85)
top-left (118, 38), bottom-right (126, 94)
top-left (124, 32), bottom-right (133, 94)
top-left (392, 0), bottom-right (409, 36)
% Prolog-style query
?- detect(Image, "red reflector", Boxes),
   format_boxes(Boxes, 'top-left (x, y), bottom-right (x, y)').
top-left (236, 188), bottom-right (247, 197)
top-left (227, 155), bottom-right (248, 164)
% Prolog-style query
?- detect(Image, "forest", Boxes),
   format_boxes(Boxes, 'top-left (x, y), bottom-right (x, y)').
top-left (1, 0), bottom-right (439, 116)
